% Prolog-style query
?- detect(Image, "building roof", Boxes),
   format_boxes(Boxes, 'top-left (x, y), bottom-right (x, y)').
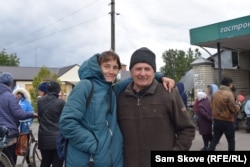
top-left (191, 57), bottom-right (213, 66)
top-left (0, 64), bottom-right (79, 81)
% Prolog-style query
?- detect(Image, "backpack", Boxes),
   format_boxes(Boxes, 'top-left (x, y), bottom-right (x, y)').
top-left (56, 80), bottom-right (94, 160)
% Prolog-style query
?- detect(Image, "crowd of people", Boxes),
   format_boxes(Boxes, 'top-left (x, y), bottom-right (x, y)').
top-left (1, 47), bottom-right (250, 167)
top-left (194, 77), bottom-right (250, 151)
top-left (0, 72), bottom-right (37, 166)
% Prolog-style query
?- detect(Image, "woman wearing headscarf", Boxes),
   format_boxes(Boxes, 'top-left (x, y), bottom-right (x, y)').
top-left (38, 80), bottom-right (65, 167)
top-left (196, 91), bottom-right (212, 151)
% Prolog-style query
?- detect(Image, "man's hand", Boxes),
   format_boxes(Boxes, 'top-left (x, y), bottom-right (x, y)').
top-left (162, 77), bottom-right (175, 92)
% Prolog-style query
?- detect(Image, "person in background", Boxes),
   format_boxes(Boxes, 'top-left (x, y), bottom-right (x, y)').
top-left (13, 87), bottom-right (34, 167)
top-left (244, 99), bottom-right (250, 133)
top-left (196, 91), bottom-right (212, 151)
top-left (206, 84), bottom-right (218, 102)
top-left (59, 50), bottom-right (175, 167)
top-left (38, 81), bottom-right (48, 97)
top-left (192, 97), bottom-right (199, 125)
top-left (234, 94), bottom-right (245, 130)
top-left (117, 47), bottom-right (195, 167)
top-left (13, 87), bottom-right (34, 133)
top-left (0, 72), bottom-right (37, 166)
top-left (205, 83), bottom-right (219, 141)
top-left (208, 77), bottom-right (240, 151)
top-left (237, 94), bottom-right (247, 119)
top-left (176, 82), bottom-right (187, 109)
top-left (193, 97), bottom-right (199, 114)
top-left (237, 95), bottom-right (245, 106)
top-left (38, 80), bottom-right (65, 167)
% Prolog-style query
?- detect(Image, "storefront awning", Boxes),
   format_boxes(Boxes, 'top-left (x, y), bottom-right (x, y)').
top-left (189, 15), bottom-right (250, 51)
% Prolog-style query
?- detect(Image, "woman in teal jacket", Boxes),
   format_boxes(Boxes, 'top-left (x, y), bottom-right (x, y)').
top-left (59, 51), bottom-right (174, 167)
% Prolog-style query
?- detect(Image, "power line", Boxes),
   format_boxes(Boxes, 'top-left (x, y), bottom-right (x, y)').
top-left (6, 14), bottom-right (108, 50)
top-left (1, 0), bottom-right (99, 49)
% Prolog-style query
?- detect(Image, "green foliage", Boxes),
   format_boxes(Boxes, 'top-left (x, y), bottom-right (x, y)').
top-left (30, 66), bottom-right (59, 112)
top-left (0, 49), bottom-right (20, 66)
top-left (160, 48), bottom-right (201, 81)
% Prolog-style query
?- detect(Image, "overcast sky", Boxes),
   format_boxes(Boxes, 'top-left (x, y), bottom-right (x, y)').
top-left (0, 0), bottom-right (249, 71)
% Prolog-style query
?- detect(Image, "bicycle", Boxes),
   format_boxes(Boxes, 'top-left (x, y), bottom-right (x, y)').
top-left (0, 126), bottom-right (13, 167)
top-left (15, 121), bottom-right (42, 167)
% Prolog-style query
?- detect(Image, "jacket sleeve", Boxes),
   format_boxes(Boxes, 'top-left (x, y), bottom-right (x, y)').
top-left (8, 94), bottom-right (34, 120)
top-left (227, 92), bottom-right (240, 114)
top-left (155, 72), bottom-right (164, 82)
top-left (171, 89), bottom-right (196, 151)
top-left (116, 77), bottom-right (132, 95)
top-left (59, 80), bottom-right (97, 154)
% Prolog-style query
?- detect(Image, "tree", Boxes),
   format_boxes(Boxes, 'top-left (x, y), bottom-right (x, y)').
top-left (160, 48), bottom-right (201, 81)
top-left (0, 49), bottom-right (20, 66)
top-left (29, 66), bottom-right (59, 112)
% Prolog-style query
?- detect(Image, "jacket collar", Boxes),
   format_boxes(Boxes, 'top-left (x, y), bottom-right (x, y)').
top-left (219, 85), bottom-right (232, 92)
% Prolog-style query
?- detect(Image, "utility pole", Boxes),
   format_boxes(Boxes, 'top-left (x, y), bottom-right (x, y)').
top-left (110, 0), bottom-right (115, 51)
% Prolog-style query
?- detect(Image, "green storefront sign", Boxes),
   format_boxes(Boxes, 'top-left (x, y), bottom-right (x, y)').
top-left (190, 15), bottom-right (250, 45)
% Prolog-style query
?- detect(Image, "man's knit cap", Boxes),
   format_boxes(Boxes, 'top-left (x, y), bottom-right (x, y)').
top-left (38, 82), bottom-right (48, 93)
top-left (0, 72), bottom-right (14, 86)
top-left (129, 47), bottom-right (156, 72)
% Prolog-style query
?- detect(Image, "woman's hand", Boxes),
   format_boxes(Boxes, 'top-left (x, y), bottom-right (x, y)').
top-left (162, 77), bottom-right (175, 92)
top-left (33, 113), bottom-right (38, 118)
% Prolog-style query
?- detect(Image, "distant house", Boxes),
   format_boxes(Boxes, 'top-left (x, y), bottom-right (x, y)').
top-left (0, 63), bottom-right (130, 100)
top-left (0, 64), bottom-right (80, 100)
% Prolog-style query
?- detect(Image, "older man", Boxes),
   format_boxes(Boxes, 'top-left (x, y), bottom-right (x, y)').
top-left (117, 47), bottom-right (195, 167)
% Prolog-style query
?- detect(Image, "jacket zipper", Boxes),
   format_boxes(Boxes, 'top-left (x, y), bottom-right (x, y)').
top-left (106, 120), bottom-right (113, 166)
top-left (137, 97), bottom-right (143, 165)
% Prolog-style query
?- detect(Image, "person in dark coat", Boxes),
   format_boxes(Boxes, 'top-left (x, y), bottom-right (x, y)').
top-left (117, 47), bottom-right (195, 167)
top-left (37, 80), bottom-right (65, 167)
top-left (0, 72), bottom-right (36, 166)
top-left (196, 91), bottom-right (213, 151)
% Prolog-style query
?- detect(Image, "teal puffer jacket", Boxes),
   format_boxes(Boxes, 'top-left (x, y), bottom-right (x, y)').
top-left (59, 54), bottom-right (130, 167)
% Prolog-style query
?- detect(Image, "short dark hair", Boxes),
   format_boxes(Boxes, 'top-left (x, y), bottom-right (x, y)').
top-left (221, 77), bottom-right (233, 86)
top-left (98, 51), bottom-right (121, 69)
